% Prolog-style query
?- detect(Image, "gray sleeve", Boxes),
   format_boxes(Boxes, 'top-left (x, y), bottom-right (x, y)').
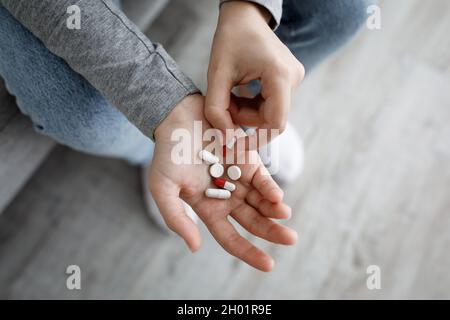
top-left (219, 0), bottom-right (283, 29)
top-left (0, 0), bottom-right (199, 140)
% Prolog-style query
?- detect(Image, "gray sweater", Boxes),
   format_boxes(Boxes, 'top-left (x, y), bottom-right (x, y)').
top-left (0, 0), bottom-right (282, 140)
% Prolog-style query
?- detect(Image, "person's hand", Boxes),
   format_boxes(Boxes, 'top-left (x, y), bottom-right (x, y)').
top-left (149, 94), bottom-right (297, 271)
top-left (205, 1), bottom-right (305, 145)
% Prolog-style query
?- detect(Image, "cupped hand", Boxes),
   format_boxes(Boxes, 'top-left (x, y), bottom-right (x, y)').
top-left (149, 94), bottom-right (297, 271)
top-left (205, 1), bottom-right (305, 145)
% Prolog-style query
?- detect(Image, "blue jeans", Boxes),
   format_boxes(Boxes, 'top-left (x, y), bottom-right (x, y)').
top-left (0, 0), bottom-right (373, 165)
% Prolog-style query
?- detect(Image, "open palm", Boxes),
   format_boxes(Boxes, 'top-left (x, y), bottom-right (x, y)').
top-left (149, 94), bottom-right (296, 272)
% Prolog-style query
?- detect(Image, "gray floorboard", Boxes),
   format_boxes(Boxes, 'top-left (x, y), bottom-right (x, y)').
top-left (0, 0), bottom-right (449, 299)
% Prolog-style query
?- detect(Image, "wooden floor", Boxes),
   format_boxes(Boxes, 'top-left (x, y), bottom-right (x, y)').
top-left (0, 0), bottom-right (449, 299)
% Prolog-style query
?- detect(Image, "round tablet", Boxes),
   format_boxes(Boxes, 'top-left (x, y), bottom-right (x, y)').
top-left (209, 163), bottom-right (224, 178)
top-left (245, 128), bottom-right (256, 136)
top-left (227, 165), bottom-right (241, 181)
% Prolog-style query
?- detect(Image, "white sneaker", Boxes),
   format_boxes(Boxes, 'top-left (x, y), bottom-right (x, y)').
top-left (141, 165), bottom-right (199, 231)
top-left (258, 122), bottom-right (304, 185)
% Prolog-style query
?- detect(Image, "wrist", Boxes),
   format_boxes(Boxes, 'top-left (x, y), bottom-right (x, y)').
top-left (219, 1), bottom-right (272, 26)
top-left (154, 94), bottom-right (203, 143)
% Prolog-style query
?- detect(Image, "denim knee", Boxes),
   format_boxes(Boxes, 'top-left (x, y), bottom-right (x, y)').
top-left (325, 0), bottom-right (378, 41)
top-left (278, 0), bottom-right (378, 70)
top-left (34, 91), bottom-right (133, 154)
top-left (0, 5), bottom-right (153, 164)
top-left (38, 83), bottom-right (153, 163)
top-left (14, 78), bottom-right (153, 164)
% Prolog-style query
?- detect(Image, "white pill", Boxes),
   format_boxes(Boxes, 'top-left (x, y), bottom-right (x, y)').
top-left (198, 150), bottom-right (219, 164)
top-left (205, 188), bottom-right (231, 200)
top-left (226, 136), bottom-right (237, 149)
top-left (245, 128), bottom-right (256, 136)
top-left (209, 163), bottom-right (224, 178)
top-left (227, 165), bottom-right (241, 181)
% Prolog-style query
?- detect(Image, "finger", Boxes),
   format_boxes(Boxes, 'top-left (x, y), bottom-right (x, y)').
top-left (231, 203), bottom-right (297, 245)
top-left (230, 107), bottom-right (261, 127)
top-left (205, 71), bottom-right (235, 132)
top-left (206, 216), bottom-right (274, 272)
top-left (231, 94), bottom-right (265, 110)
top-left (251, 165), bottom-right (284, 203)
top-left (257, 77), bottom-right (291, 145)
top-left (229, 94), bottom-right (264, 127)
top-left (246, 189), bottom-right (291, 219)
top-left (152, 190), bottom-right (202, 252)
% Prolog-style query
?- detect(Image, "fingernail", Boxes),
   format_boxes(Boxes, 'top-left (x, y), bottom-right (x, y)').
top-left (186, 242), bottom-right (198, 253)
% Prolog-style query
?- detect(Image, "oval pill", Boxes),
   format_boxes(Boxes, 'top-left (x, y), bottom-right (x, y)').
top-left (227, 165), bottom-right (241, 181)
top-left (245, 128), bottom-right (256, 136)
top-left (214, 178), bottom-right (236, 192)
top-left (209, 163), bottom-right (224, 178)
top-left (198, 150), bottom-right (219, 164)
top-left (226, 136), bottom-right (237, 149)
top-left (205, 188), bottom-right (231, 199)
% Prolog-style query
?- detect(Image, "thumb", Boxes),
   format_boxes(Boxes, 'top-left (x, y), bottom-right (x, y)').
top-left (151, 186), bottom-right (202, 252)
top-left (205, 71), bottom-right (235, 132)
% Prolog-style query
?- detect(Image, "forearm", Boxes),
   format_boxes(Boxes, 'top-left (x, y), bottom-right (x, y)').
top-left (1, 0), bottom-right (199, 140)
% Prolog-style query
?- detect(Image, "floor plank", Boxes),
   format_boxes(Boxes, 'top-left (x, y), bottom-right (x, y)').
top-left (0, 0), bottom-right (449, 299)
top-left (0, 80), bottom-right (55, 213)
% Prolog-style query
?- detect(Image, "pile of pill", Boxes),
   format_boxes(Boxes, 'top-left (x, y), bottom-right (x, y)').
top-left (198, 142), bottom-right (241, 200)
